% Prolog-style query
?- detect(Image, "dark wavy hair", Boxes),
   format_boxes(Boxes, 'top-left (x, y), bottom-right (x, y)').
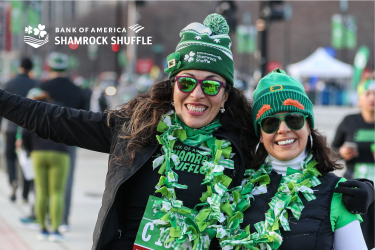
top-left (108, 79), bottom-right (257, 168)
top-left (251, 120), bottom-right (343, 173)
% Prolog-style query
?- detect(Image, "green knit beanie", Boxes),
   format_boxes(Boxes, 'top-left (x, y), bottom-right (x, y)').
top-left (252, 69), bottom-right (314, 137)
top-left (164, 13), bottom-right (234, 86)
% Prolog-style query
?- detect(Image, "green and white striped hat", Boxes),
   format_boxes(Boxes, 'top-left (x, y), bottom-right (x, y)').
top-left (164, 13), bottom-right (234, 86)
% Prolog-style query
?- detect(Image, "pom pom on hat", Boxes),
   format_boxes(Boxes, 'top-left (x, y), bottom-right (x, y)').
top-left (203, 13), bottom-right (229, 35)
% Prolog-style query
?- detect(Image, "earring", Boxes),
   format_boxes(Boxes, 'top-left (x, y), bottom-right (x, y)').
top-left (171, 102), bottom-right (174, 107)
top-left (309, 134), bottom-right (313, 149)
top-left (220, 107), bottom-right (225, 113)
top-left (255, 142), bottom-right (260, 154)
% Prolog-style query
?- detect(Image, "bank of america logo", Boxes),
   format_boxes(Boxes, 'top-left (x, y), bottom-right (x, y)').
top-left (128, 24), bottom-right (144, 33)
top-left (24, 24), bottom-right (49, 48)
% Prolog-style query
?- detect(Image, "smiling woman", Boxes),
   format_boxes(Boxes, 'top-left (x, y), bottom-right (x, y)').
top-left (240, 69), bottom-right (368, 250)
top-left (0, 13), bottom-right (254, 250)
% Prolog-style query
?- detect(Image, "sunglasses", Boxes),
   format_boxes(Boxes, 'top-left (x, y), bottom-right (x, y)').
top-left (258, 112), bottom-right (309, 134)
top-left (175, 76), bottom-right (226, 96)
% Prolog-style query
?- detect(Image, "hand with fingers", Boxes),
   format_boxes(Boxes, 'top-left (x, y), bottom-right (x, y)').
top-left (339, 145), bottom-right (358, 161)
top-left (335, 179), bottom-right (375, 215)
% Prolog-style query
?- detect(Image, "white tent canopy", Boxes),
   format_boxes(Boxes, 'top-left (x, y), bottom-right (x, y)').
top-left (287, 47), bottom-right (353, 78)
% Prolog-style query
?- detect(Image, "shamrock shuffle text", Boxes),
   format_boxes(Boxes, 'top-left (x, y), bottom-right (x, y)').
top-left (54, 36), bottom-right (152, 45)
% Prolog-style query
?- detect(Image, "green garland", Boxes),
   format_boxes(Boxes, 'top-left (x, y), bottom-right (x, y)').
top-left (151, 111), bottom-right (321, 250)
top-left (152, 111), bottom-right (236, 249)
top-left (218, 154), bottom-right (322, 250)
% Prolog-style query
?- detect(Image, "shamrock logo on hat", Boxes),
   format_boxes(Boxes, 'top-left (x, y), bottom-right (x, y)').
top-left (184, 51), bottom-right (195, 62)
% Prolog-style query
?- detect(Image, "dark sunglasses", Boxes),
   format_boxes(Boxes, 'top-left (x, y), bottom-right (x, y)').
top-left (175, 76), bottom-right (226, 96)
top-left (258, 112), bottom-right (309, 134)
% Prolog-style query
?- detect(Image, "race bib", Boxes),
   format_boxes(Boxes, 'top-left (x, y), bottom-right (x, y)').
top-left (133, 196), bottom-right (200, 250)
top-left (354, 163), bottom-right (375, 182)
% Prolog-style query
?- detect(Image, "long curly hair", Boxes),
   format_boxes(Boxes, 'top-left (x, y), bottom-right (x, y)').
top-left (251, 120), bottom-right (343, 173)
top-left (108, 79), bottom-right (257, 168)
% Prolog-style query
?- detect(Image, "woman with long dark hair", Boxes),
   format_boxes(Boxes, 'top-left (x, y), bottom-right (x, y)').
top-left (0, 14), bottom-right (255, 250)
top-left (219, 69), bottom-right (368, 250)
top-left (21, 88), bottom-right (70, 242)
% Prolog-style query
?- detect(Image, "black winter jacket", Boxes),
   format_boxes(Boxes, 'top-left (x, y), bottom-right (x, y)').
top-left (243, 171), bottom-right (340, 250)
top-left (0, 90), bottom-right (246, 250)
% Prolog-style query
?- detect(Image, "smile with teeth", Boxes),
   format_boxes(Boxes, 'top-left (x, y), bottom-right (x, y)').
top-left (186, 104), bottom-right (208, 113)
top-left (276, 139), bottom-right (296, 145)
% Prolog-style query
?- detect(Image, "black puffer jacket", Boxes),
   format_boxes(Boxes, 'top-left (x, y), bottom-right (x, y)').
top-left (243, 171), bottom-right (340, 250)
top-left (0, 89), bottom-right (246, 249)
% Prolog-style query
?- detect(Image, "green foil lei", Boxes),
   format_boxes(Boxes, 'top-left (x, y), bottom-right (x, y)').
top-left (152, 111), bottom-right (237, 250)
top-left (219, 154), bottom-right (322, 250)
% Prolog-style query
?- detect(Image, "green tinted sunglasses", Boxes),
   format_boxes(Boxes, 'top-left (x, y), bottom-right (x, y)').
top-left (258, 112), bottom-right (309, 134)
top-left (175, 76), bottom-right (226, 96)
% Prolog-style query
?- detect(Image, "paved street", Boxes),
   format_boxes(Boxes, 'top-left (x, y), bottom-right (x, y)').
top-left (0, 105), bottom-right (360, 250)
top-left (0, 148), bottom-right (108, 250)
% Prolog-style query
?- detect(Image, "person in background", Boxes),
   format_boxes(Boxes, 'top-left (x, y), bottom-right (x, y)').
top-left (38, 52), bottom-right (86, 232)
top-left (332, 78), bottom-right (375, 249)
top-left (2, 57), bottom-right (36, 202)
top-left (20, 88), bottom-right (70, 242)
top-left (73, 76), bottom-right (92, 111)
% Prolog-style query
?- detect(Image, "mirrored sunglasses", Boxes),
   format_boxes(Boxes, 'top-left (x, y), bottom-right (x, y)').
top-left (175, 76), bottom-right (226, 96)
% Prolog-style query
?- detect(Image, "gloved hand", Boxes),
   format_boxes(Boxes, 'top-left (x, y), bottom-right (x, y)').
top-left (335, 179), bottom-right (375, 215)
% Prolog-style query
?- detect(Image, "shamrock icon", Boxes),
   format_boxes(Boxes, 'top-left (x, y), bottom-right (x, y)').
top-left (25, 26), bottom-right (33, 34)
top-left (184, 51), bottom-right (195, 62)
top-left (33, 24), bottom-right (47, 38)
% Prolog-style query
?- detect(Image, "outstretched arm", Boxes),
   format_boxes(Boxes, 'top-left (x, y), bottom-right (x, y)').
top-left (0, 89), bottom-right (114, 153)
